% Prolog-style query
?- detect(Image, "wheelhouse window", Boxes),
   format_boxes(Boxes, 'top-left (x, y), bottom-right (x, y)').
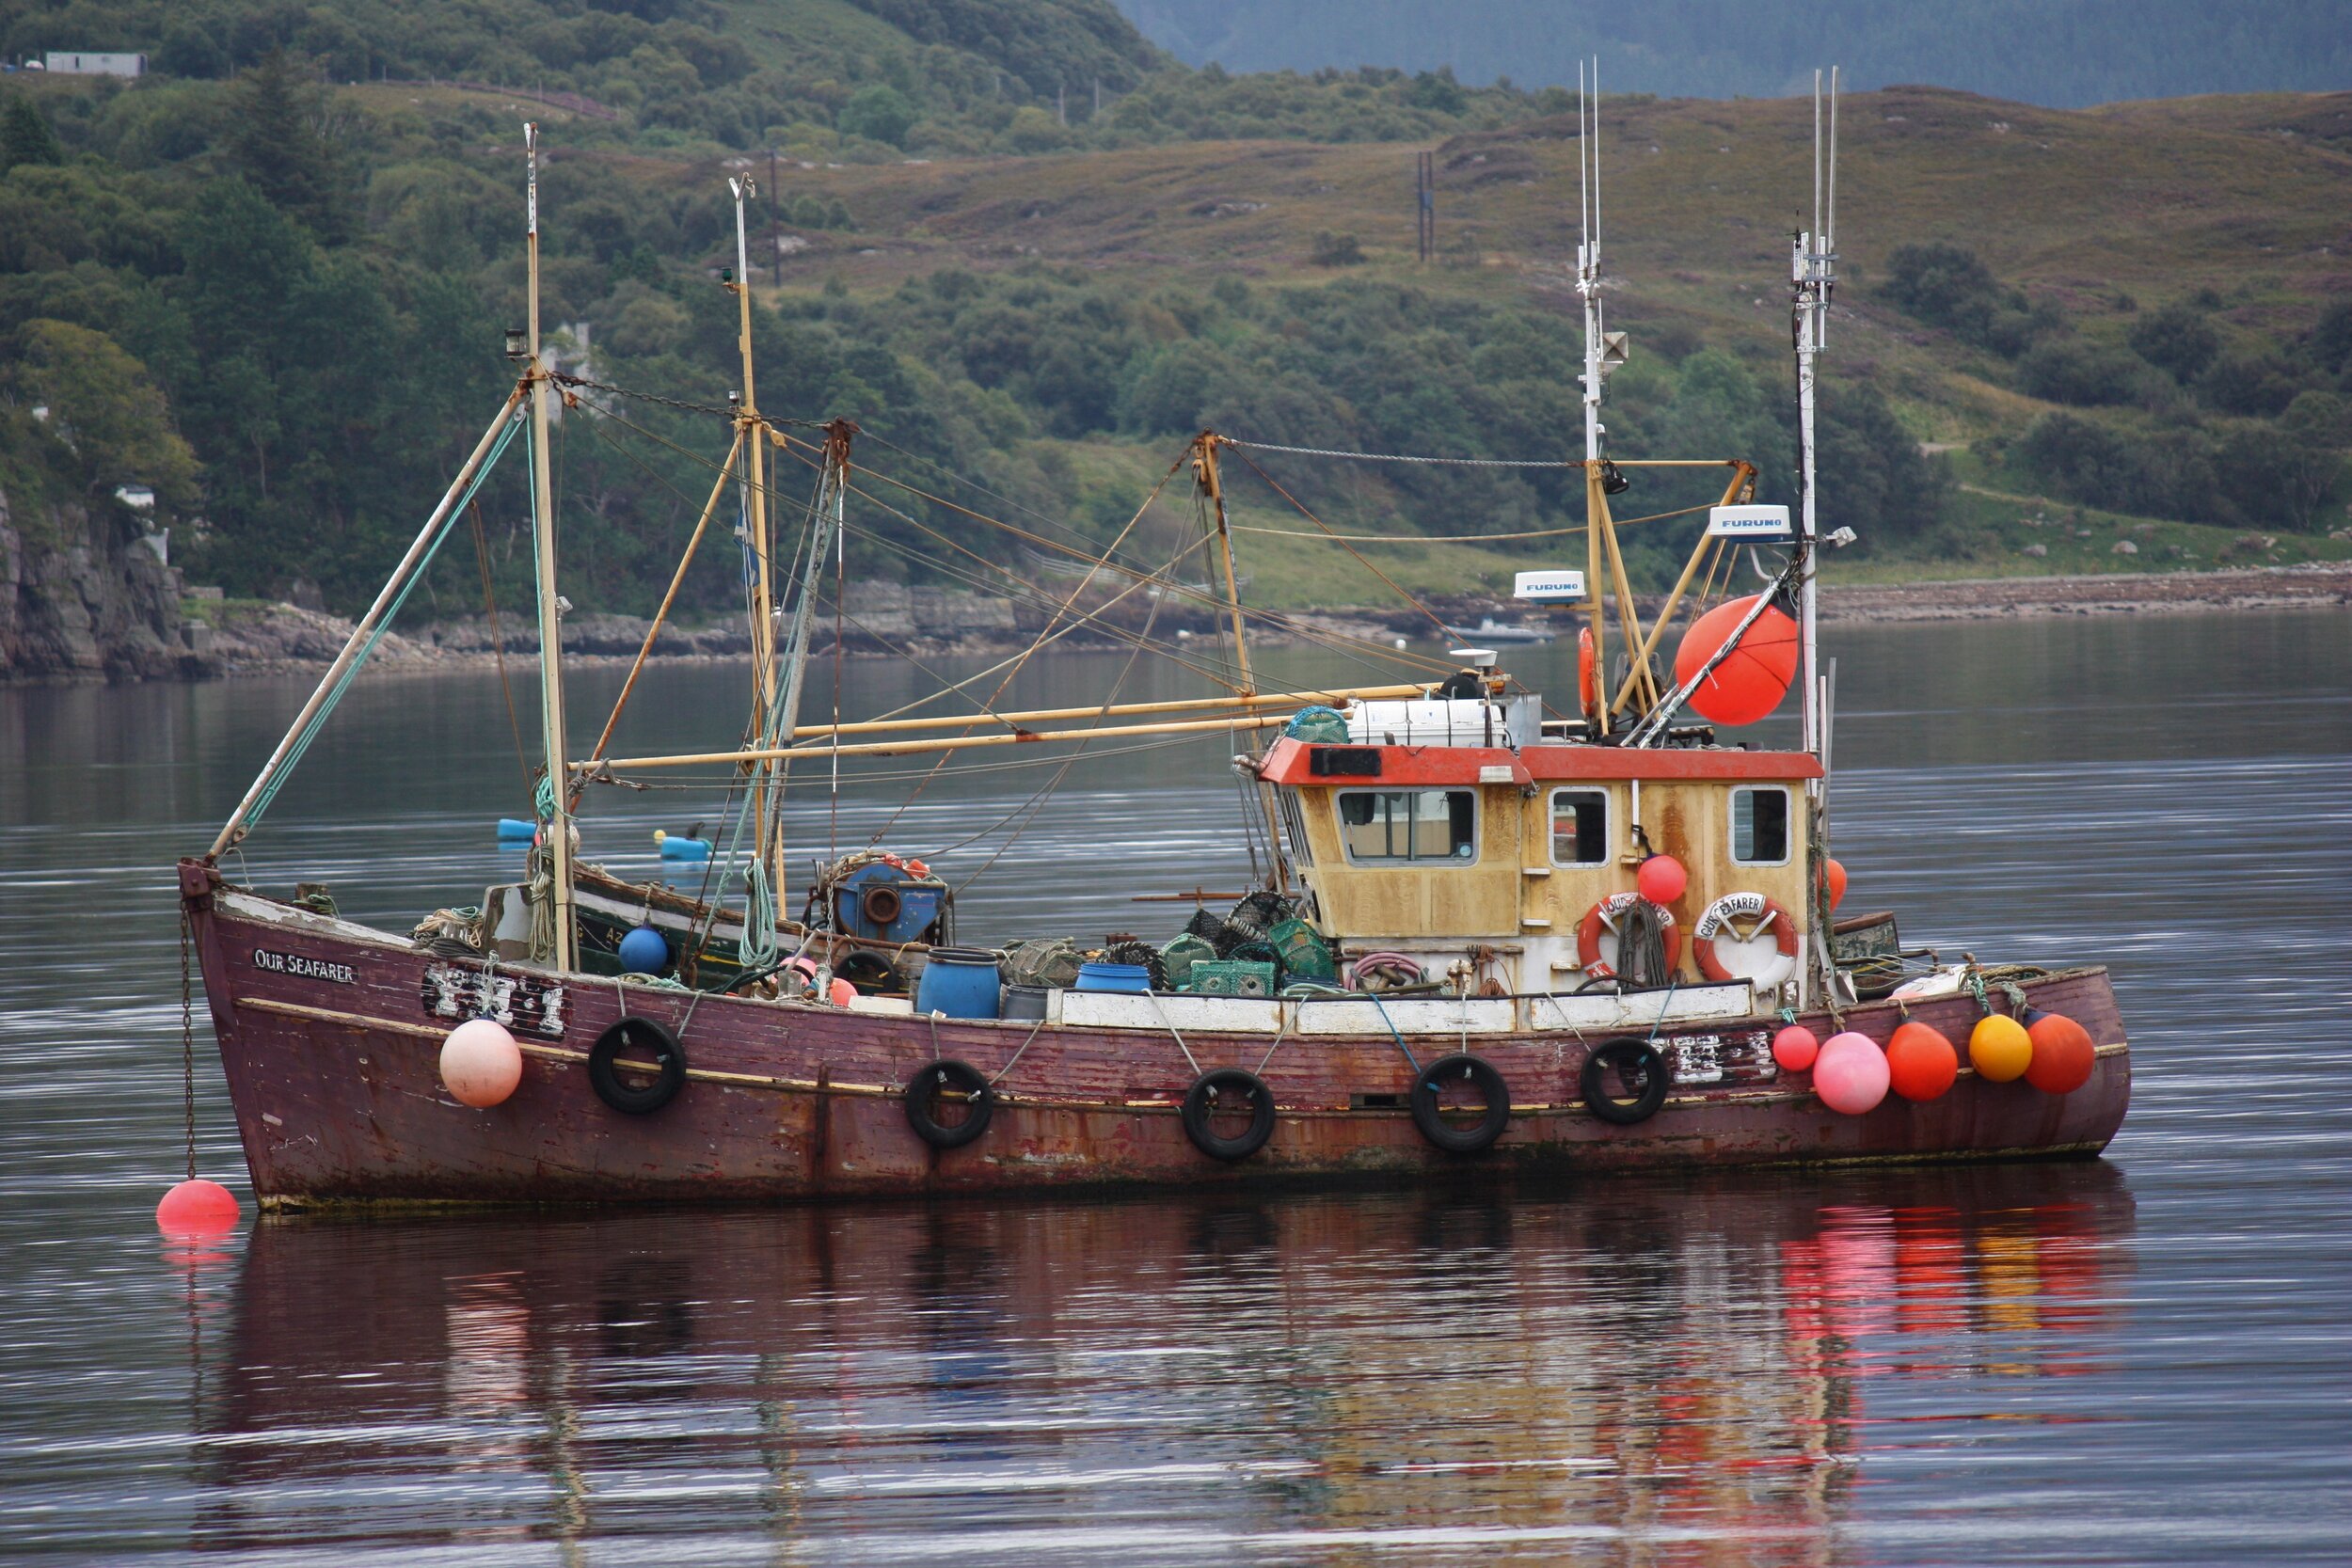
top-left (1550, 788), bottom-right (1609, 866)
top-left (1731, 786), bottom-right (1791, 865)
top-left (1338, 789), bottom-right (1476, 864)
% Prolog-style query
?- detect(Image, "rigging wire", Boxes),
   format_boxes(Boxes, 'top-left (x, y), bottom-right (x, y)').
top-left (467, 498), bottom-right (533, 799)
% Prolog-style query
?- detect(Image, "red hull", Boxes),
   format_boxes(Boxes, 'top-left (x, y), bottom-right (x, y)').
top-left (184, 865), bottom-right (2131, 1205)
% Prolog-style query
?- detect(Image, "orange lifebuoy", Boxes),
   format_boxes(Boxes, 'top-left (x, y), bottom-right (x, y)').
top-left (1576, 892), bottom-right (1684, 979)
top-left (1693, 893), bottom-right (1801, 986)
top-left (1578, 626), bottom-right (1597, 716)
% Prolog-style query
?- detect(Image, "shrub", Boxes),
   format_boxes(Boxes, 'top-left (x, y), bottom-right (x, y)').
top-left (2128, 301), bottom-right (2221, 383)
top-left (1308, 230), bottom-right (1364, 266)
top-left (2018, 338), bottom-right (2156, 406)
top-left (837, 85), bottom-right (919, 148)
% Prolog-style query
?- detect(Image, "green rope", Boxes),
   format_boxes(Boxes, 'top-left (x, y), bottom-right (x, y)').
top-left (246, 412), bottom-right (525, 833)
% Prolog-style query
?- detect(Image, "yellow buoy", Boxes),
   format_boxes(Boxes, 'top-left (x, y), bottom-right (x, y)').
top-left (1968, 1014), bottom-right (2033, 1083)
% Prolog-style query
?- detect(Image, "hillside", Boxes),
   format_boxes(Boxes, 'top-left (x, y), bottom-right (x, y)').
top-left (0, 3), bottom-right (2347, 665)
top-left (1121, 0), bottom-right (2352, 108)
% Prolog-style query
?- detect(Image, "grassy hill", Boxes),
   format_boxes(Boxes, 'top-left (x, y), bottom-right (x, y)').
top-left (0, 3), bottom-right (2346, 627)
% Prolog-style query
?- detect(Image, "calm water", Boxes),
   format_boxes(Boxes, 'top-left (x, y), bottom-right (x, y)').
top-left (1, 610), bottom-right (2348, 1564)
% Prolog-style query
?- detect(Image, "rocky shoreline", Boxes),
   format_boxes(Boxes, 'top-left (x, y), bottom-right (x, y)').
top-left (8, 563), bottom-right (2345, 685)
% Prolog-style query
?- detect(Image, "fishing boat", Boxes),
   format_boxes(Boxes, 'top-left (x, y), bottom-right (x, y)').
top-left (179, 85), bottom-right (2128, 1208)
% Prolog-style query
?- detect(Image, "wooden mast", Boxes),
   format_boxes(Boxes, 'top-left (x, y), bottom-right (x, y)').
top-left (727, 176), bottom-right (785, 904)
top-left (1194, 434), bottom-right (1253, 696)
top-left (524, 122), bottom-right (577, 972)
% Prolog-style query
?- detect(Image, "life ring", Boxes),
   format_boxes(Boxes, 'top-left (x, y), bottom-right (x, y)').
top-left (1576, 893), bottom-right (1685, 979)
top-left (1181, 1069), bottom-right (1277, 1161)
top-left (903, 1057), bottom-right (993, 1149)
top-left (1409, 1053), bottom-right (1510, 1154)
top-left (860, 882), bottom-right (903, 927)
top-left (588, 1016), bottom-right (687, 1115)
top-left (1578, 626), bottom-right (1597, 715)
top-left (1581, 1037), bottom-right (1669, 1124)
top-left (1692, 893), bottom-right (1801, 987)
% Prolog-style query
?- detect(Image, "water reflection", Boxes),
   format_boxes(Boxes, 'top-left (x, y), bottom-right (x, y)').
top-left (194, 1166), bottom-right (2132, 1562)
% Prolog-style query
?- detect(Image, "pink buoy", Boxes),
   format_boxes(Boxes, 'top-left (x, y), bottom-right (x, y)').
top-left (155, 1178), bottom-right (241, 1237)
top-left (439, 1018), bottom-right (523, 1108)
top-left (1635, 854), bottom-right (1688, 905)
top-left (1814, 1031), bottom-right (1889, 1116)
top-left (1772, 1024), bottom-right (1820, 1072)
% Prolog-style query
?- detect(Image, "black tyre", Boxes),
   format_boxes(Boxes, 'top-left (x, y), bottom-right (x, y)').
top-left (1410, 1053), bottom-right (1510, 1154)
top-left (1182, 1069), bottom-right (1277, 1162)
top-left (904, 1058), bottom-right (993, 1150)
top-left (588, 1016), bottom-right (687, 1116)
top-left (1581, 1037), bottom-right (1670, 1125)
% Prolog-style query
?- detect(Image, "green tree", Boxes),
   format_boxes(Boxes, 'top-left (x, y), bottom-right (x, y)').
top-left (17, 319), bottom-right (199, 505)
top-left (2128, 301), bottom-right (2221, 383)
top-left (0, 97), bottom-right (65, 172)
top-left (838, 84), bottom-right (919, 147)
top-left (228, 51), bottom-right (347, 240)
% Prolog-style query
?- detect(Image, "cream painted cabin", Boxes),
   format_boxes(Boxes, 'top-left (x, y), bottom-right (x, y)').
top-left (1260, 732), bottom-right (1823, 1004)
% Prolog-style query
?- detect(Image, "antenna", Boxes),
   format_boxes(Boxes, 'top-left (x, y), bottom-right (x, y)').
top-left (1581, 59), bottom-right (1599, 261)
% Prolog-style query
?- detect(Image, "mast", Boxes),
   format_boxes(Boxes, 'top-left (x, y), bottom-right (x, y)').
top-left (1576, 59), bottom-right (1608, 728)
top-left (1792, 69), bottom-right (1837, 764)
top-left (1791, 69), bottom-right (1840, 1004)
top-left (1195, 435), bottom-right (1254, 696)
top-left (728, 176), bottom-right (784, 901)
top-left (524, 122), bottom-right (577, 972)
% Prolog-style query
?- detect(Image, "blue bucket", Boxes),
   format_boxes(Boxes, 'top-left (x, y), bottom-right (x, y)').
top-left (1075, 961), bottom-right (1152, 995)
top-left (916, 947), bottom-right (1002, 1020)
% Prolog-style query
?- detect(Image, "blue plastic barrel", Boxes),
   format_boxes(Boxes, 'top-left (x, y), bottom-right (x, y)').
top-left (1075, 961), bottom-right (1152, 994)
top-left (496, 817), bottom-right (538, 842)
top-left (916, 947), bottom-right (1002, 1020)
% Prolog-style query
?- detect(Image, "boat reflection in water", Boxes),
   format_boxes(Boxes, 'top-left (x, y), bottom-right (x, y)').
top-left (197, 1165), bottom-right (2133, 1560)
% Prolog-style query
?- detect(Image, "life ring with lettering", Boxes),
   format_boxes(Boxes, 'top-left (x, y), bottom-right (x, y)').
top-left (1692, 893), bottom-right (1801, 987)
top-left (588, 1016), bottom-right (687, 1115)
top-left (1576, 893), bottom-right (1684, 979)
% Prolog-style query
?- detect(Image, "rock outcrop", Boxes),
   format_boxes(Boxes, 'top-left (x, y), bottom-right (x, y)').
top-left (0, 483), bottom-right (197, 681)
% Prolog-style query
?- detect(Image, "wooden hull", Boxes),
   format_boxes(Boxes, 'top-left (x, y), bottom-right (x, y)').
top-left (183, 864), bottom-right (2131, 1206)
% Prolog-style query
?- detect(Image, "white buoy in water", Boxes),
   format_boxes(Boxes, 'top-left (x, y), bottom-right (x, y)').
top-left (440, 1018), bottom-right (523, 1108)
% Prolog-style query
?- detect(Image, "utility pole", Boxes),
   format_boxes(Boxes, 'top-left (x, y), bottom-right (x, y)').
top-left (1417, 150), bottom-right (1435, 262)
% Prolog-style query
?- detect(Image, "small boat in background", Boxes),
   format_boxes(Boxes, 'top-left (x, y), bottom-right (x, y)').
top-left (1440, 615), bottom-right (1555, 645)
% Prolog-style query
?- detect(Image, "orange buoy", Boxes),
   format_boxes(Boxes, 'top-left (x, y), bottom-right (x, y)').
top-left (155, 1178), bottom-right (241, 1237)
top-left (1772, 1024), bottom-right (1820, 1071)
top-left (828, 976), bottom-right (857, 1006)
top-left (1673, 595), bottom-right (1799, 727)
top-left (1577, 626), bottom-right (1597, 715)
top-left (1885, 1020), bottom-right (1960, 1101)
top-left (1823, 857), bottom-right (1848, 911)
top-left (439, 1018), bottom-right (523, 1108)
top-left (1635, 853), bottom-right (1687, 905)
top-left (1968, 1014), bottom-right (2033, 1083)
top-left (2024, 1009), bottom-right (2096, 1095)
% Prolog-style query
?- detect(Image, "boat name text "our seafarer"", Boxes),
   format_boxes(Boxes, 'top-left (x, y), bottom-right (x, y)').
top-left (253, 948), bottom-right (357, 985)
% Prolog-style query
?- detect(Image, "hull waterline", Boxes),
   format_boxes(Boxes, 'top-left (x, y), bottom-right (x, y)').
top-left (185, 864), bottom-right (2131, 1206)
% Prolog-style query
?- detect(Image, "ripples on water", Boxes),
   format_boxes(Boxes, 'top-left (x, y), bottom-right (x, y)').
top-left (0, 612), bottom-right (2347, 1563)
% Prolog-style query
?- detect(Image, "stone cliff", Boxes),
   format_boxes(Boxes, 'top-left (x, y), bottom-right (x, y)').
top-left (0, 481), bottom-right (199, 681)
